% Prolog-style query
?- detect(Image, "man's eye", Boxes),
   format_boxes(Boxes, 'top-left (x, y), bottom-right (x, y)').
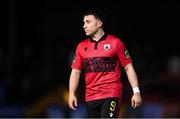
top-left (86, 20), bottom-right (91, 23)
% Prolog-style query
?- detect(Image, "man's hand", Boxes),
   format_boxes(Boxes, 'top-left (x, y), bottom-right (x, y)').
top-left (68, 93), bottom-right (78, 110)
top-left (131, 93), bottom-right (142, 109)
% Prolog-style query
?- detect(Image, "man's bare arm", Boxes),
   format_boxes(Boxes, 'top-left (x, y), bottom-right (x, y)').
top-left (68, 69), bottom-right (81, 110)
top-left (124, 63), bottom-right (142, 109)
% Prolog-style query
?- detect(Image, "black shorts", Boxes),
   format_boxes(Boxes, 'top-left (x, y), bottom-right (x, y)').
top-left (86, 97), bottom-right (121, 118)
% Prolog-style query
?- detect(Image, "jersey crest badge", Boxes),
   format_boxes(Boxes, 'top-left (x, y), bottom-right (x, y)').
top-left (104, 44), bottom-right (110, 51)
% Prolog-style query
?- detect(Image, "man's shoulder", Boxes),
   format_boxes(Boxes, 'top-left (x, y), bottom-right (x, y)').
top-left (80, 38), bottom-right (89, 43)
top-left (107, 34), bottom-right (122, 41)
top-left (77, 38), bottom-right (89, 46)
top-left (107, 34), bottom-right (126, 47)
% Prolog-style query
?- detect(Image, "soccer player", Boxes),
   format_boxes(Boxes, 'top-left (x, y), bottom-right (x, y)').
top-left (68, 9), bottom-right (142, 118)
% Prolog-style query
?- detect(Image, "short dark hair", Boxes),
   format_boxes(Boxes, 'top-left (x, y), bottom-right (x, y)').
top-left (83, 9), bottom-right (106, 26)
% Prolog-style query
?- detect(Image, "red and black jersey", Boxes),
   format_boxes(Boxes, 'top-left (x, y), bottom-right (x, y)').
top-left (71, 34), bottom-right (132, 102)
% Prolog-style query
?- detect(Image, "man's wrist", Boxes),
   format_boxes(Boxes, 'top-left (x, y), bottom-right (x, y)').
top-left (133, 87), bottom-right (140, 94)
top-left (69, 91), bottom-right (76, 96)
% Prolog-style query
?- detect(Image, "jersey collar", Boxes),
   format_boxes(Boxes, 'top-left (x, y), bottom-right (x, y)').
top-left (89, 33), bottom-right (107, 43)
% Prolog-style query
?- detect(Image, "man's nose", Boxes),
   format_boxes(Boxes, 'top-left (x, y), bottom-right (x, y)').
top-left (83, 24), bottom-right (86, 29)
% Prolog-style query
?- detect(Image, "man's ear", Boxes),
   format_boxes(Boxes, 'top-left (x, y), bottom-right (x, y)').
top-left (97, 20), bottom-right (103, 27)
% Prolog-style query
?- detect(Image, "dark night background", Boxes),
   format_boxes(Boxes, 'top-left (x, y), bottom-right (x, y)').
top-left (2, 0), bottom-right (180, 118)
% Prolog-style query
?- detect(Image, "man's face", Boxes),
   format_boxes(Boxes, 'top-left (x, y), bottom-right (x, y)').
top-left (83, 15), bottom-right (102, 36)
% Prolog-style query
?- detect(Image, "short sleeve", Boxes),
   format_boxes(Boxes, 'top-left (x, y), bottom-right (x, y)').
top-left (116, 39), bottom-right (132, 67)
top-left (71, 43), bottom-right (83, 70)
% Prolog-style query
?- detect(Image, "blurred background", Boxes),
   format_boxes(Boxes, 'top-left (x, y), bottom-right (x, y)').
top-left (3, 0), bottom-right (180, 118)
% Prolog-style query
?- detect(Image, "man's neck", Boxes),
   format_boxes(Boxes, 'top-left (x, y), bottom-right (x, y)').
top-left (91, 29), bottom-right (105, 42)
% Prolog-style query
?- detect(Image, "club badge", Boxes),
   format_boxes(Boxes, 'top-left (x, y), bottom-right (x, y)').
top-left (104, 44), bottom-right (110, 51)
